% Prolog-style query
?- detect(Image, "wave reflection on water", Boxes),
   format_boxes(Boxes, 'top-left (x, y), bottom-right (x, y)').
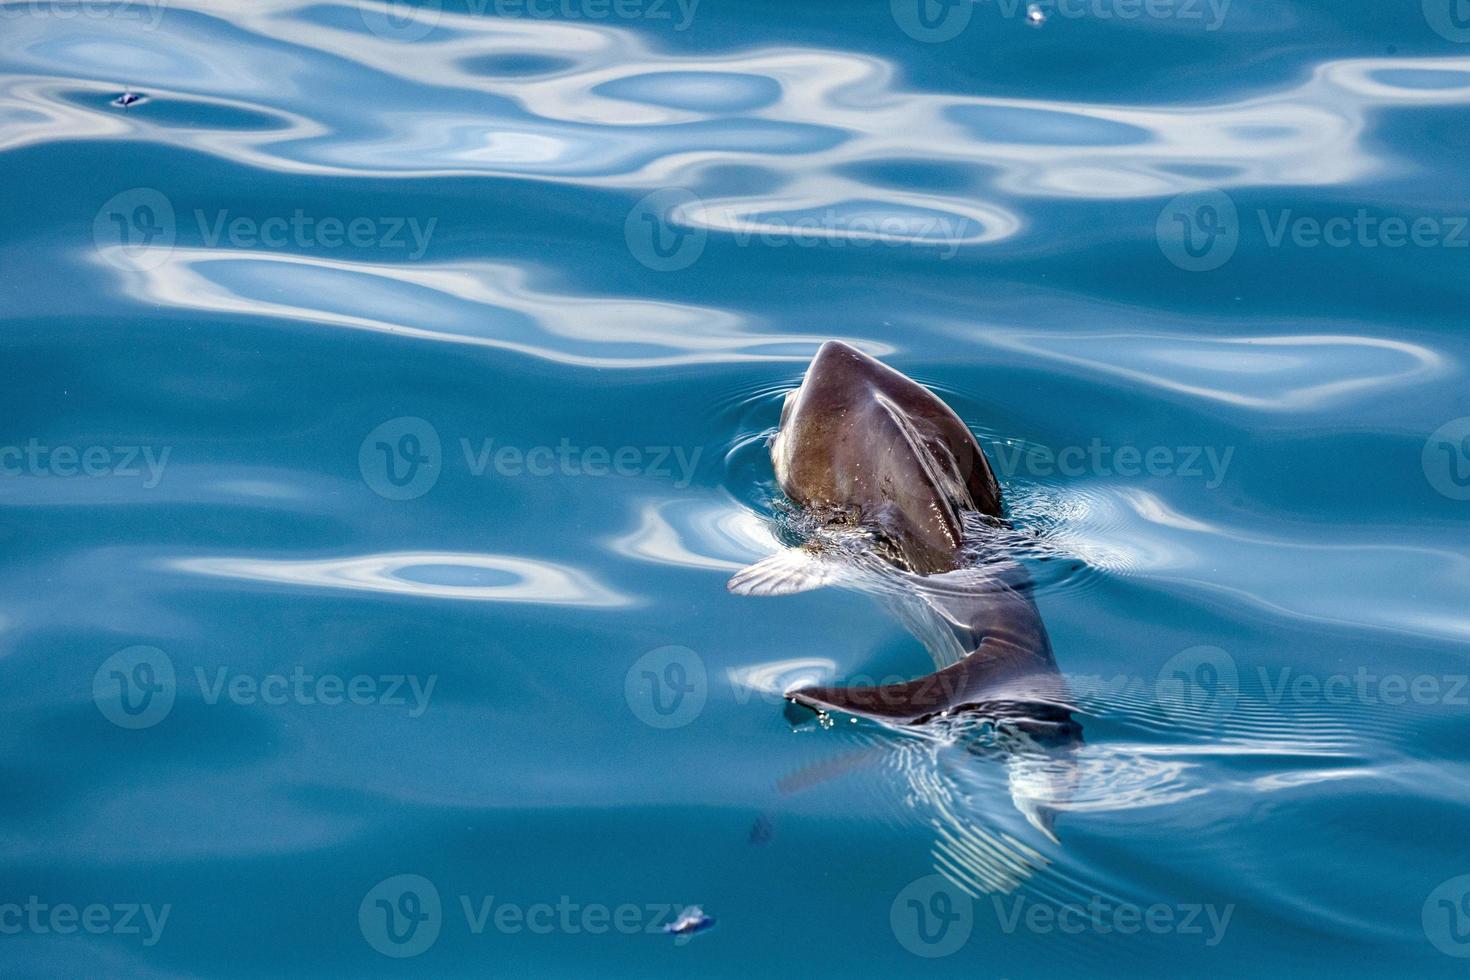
top-left (168, 550), bottom-right (633, 605)
top-left (97, 245), bottom-right (822, 367)
top-left (8, 5), bottom-right (1470, 249)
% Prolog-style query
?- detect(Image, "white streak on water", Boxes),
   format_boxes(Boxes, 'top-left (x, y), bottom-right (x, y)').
top-left (95, 246), bottom-right (823, 367)
top-left (169, 550), bottom-right (633, 606)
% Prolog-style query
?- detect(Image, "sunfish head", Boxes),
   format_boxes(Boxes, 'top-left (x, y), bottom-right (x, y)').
top-left (772, 340), bottom-right (1002, 575)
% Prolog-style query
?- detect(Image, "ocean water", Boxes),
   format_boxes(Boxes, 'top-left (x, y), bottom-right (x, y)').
top-left (4, 0), bottom-right (1470, 975)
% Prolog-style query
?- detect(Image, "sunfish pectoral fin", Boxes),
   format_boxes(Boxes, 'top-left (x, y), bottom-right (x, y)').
top-left (727, 549), bottom-right (839, 597)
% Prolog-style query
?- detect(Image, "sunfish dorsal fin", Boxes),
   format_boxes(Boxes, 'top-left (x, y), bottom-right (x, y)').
top-left (727, 549), bottom-right (839, 597)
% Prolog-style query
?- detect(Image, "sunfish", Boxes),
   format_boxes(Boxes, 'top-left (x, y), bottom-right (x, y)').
top-left (729, 340), bottom-right (1078, 739)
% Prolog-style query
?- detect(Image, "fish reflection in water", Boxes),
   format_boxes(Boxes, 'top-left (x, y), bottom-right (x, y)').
top-left (770, 570), bottom-right (1088, 899)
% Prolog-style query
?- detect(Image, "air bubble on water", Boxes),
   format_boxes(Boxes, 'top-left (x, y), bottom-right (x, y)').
top-left (1025, 3), bottom-right (1046, 26)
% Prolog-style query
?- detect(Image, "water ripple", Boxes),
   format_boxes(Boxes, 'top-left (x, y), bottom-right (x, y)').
top-left (10, 6), bottom-right (1470, 252)
top-left (97, 246), bottom-right (823, 366)
top-left (966, 328), bottom-right (1450, 411)
top-left (167, 550), bottom-right (633, 605)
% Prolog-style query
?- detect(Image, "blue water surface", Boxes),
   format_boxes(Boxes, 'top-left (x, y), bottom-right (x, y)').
top-left (3, 0), bottom-right (1470, 975)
